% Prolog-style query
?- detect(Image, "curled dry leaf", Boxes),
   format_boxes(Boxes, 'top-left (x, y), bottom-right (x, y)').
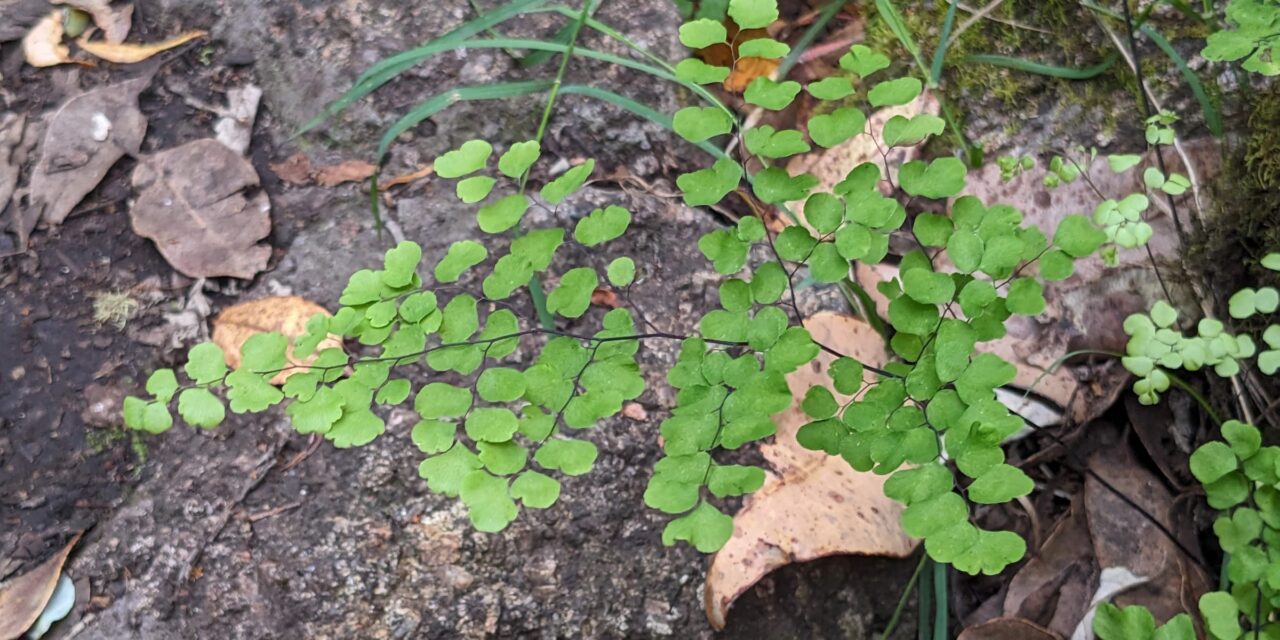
top-left (27, 75), bottom-right (149, 235)
top-left (22, 11), bottom-right (71, 67)
top-left (53, 0), bottom-right (133, 43)
top-left (0, 533), bottom-right (81, 640)
top-left (378, 164), bottom-right (435, 191)
top-left (958, 617), bottom-right (1062, 640)
top-left (704, 312), bottom-right (917, 629)
top-left (313, 159), bottom-right (377, 187)
top-left (212, 295), bottom-right (343, 385)
top-left (129, 139), bottom-right (272, 279)
top-left (76, 30), bottom-right (205, 64)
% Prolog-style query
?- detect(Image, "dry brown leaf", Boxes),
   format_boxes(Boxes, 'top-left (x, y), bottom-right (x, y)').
top-left (313, 159), bottom-right (377, 187)
top-left (0, 533), bottom-right (81, 639)
top-left (957, 617), bottom-right (1062, 640)
top-left (378, 164), bottom-right (434, 190)
top-left (22, 11), bottom-right (71, 67)
top-left (28, 75), bottom-right (149, 236)
top-left (704, 312), bottom-right (917, 629)
top-left (76, 30), bottom-right (205, 64)
top-left (1003, 505), bottom-right (1097, 637)
top-left (271, 153), bottom-right (312, 185)
top-left (1085, 439), bottom-right (1210, 623)
top-left (212, 296), bottom-right (343, 385)
top-left (724, 56), bottom-right (780, 93)
top-left (54, 0), bottom-right (133, 43)
top-left (129, 138), bottom-right (271, 279)
top-left (590, 288), bottom-right (620, 308)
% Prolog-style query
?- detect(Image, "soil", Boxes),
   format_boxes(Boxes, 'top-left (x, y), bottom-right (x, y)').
top-left (1, 0), bottom-right (920, 637)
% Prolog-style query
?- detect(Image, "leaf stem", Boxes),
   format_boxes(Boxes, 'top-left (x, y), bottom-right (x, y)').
top-left (879, 552), bottom-right (927, 639)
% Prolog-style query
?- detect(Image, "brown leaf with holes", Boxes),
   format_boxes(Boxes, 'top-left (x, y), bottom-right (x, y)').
top-left (704, 312), bottom-right (917, 630)
top-left (313, 159), bottom-right (377, 187)
top-left (212, 295), bottom-right (343, 385)
top-left (0, 533), bottom-right (81, 640)
top-left (957, 618), bottom-right (1062, 640)
top-left (130, 138), bottom-right (271, 279)
top-left (695, 21), bottom-right (779, 93)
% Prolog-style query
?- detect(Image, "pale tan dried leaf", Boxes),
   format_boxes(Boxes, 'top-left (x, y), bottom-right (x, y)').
top-left (212, 296), bottom-right (343, 385)
top-left (129, 139), bottom-right (271, 279)
top-left (53, 0), bottom-right (133, 43)
top-left (28, 75), bottom-right (149, 233)
top-left (76, 30), bottom-right (205, 64)
top-left (704, 312), bottom-right (917, 629)
top-left (313, 159), bottom-right (377, 187)
top-left (0, 533), bottom-right (81, 639)
top-left (22, 11), bottom-right (71, 67)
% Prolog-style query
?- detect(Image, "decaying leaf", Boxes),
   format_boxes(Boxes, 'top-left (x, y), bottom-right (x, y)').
top-left (958, 618), bottom-right (1062, 640)
top-left (1003, 505), bottom-right (1098, 637)
top-left (270, 153), bottom-right (312, 185)
top-left (1085, 441), bottom-right (1210, 626)
top-left (212, 295), bottom-right (343, 384)
top-left (378, 164), bottom-right (435, 190)
top-left (313, 159), bottom-right (377, 187)
top-left (27, 75), bottom-right (149, 235)
top-left (0, 533), bottom-right (81, 640)
top-left (53, 0), bottom-right (133, 44)
top-left (214, 85), bottom-right (262, 156)
top-left (725, 56), bottom-right (780, 93)
top-left (0, 113), bottom-right (24, 221)
top-left (129, 138), bottom-right (272, 279)
top-left (22, 11), bottom-right (71, 67)
top-left (76, 30), bottom-right (205, 64)
top-left (704, 312), bottom-right (917, 629)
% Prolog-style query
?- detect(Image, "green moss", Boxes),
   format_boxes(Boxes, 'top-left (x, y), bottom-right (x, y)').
top-left (1245, 86), bottom-right (1280, 186)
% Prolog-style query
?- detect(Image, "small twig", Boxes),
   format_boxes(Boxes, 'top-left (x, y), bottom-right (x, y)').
top-left (248, 501), bottom-right (304, 522)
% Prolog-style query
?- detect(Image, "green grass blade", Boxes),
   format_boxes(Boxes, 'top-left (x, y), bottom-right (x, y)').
top-left (521, 0), bottom-right (603, 67)
top-left (545, 6), bottom-right (735, 119)
top-left (961, 51), bottom-right (1119, 79)
top-left (932, 561), bottom-right (948, 640)
top-left (297, 0), bottom-right (551, 136)
top-left (1140, 24), bottom-right (1223, 136)
top-left (778, 0), bottom-right (848, 77)
top-left (875, 0), bottom-right (930, 80)
top-left (376, 79), bottom-right (555, 163)
top-left (929, 0), bottom-right (959, 87)
top-left (557, 84), bottom-right (729, 160)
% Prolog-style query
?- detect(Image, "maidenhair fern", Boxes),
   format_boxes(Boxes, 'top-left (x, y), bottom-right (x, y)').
top-left (122, 2), bottom-right (1277, 620)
